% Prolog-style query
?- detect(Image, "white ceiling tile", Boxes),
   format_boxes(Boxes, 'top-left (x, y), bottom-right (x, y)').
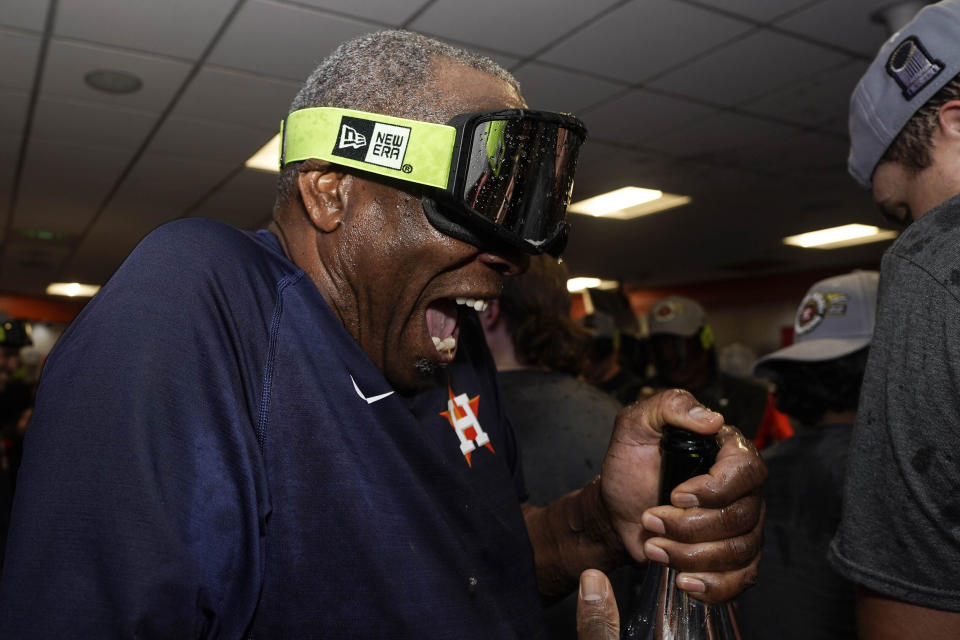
top-left (31, 97), bottom-right (158, 150)
top-left (41, 39), bottom-right (192, 112)
top-left (1, 243), bottom-right (73, 295)
top-left (411, 0), bottom-right (622, 57)
top-left (0, 134), bottom-right (21, 201)
top-left (108, 152), bottom-right (238, 214)
top-left (174, 66), bottom-right (301, 130)
top-left (14, 138), bottom-right (133, 235)
top-left (208, 0), bottom-right (373, 81)
top-left (692, 0), bottom-right (811, 22)
top-left (648, 30), bottom-right (850, 107)
top-left (148, 115), bottom-right (274, 165)
top-left (4, 243), bottom-right (72, 273)
top-left (740, 59), bottom-right (867, 130)
top-left (0, 29), bottom-right (42, 91)
top-left (291, 0), bottom-right (427, 25)
top-left (736, 129), bottom-right (849, 175)
top-left (0, 0), bottom-right (50, 31)
top-left (55, 0), bottom-right (236, 59)
top-left (187, 168), bottom-right (276, 229)
top-left (641, 111), bottom-right (796, 157)
top-left (539, 0), bottom-right (753, 83)
top-left (511, 63), bottom-right (623, 114)
top-left (61, 230), bottom-right (132, 284)
top-left (0, 89), bottom-right (30, 135)
top-left (580, 88), bottom-right (715, 147)
top-left (571, 141), bottom-right (671, 198)
top-left (68, 201), bottom-right (182, 282)
top-left (775, 0), bottom-right (898, 57)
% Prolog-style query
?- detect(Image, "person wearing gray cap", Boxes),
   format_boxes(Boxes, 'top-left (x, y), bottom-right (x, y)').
top-left (831, 1), bottom-right (960, 637)
top-left (647, 296), bottom-right (770, 442)
top-left (737, 270), bottom-right (879, 640)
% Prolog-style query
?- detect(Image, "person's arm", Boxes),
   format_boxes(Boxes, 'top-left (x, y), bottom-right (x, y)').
top-left (0, 221), bottom-right (266, 637)
top-left (522, 477), bottom-right (628, 602)
top-left (857, 589), bottom-right (960, 640)
top-left (524, 389), bottom-right (766, 604)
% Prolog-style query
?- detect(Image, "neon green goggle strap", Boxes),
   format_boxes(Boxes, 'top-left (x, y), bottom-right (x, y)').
top-left (279, 107), bottom-right (457, 189)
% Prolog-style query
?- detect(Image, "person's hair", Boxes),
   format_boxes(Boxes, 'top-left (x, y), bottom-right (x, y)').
top-left (761, 347), bottom-right (870, 425)
top-left (498, 254), bottom-right (590, 376)
top-left (276, 29), bottom-right (519, 207)
top-left (881, 73), bottom-right (960, 172)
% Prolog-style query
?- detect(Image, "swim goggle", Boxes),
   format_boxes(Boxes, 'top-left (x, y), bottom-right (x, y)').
top-left (279, 107), bottom-right (587, 257)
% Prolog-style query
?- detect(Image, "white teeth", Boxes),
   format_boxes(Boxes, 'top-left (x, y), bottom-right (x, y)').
top-left (432, 336), bottom-right (456, 354)
top-left (454, 297), bottom-right (488, 312)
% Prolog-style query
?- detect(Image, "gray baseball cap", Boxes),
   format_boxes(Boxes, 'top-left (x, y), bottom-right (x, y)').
top-left (648, 296), bottom-right (706, 338)
top-left (848, 0), bottom-right (960, 188)
top-left (754, 270), bottom-right (879, 369)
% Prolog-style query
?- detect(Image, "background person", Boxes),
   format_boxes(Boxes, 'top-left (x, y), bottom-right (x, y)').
top-left (0, 30), bottom-right (765, 638)
top-left (479, 254), bottom-right (621, 507)
top-left (581, 311), bottom-right (649, 406)
top-left (647, 296), bottom-right (771, 442)
top-left (828, 1), bottom-right (960, 636)
top-left (479, 253), bottom-right (627, 638)
top-left (737, 270), bottom-right (878, 640)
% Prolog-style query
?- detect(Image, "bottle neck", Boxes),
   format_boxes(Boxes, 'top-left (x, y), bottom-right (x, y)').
top-left (658, 426), bottom-right (719, 505)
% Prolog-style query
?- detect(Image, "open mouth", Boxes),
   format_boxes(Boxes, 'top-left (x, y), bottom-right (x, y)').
top-left (426, 296), bottom-right (490, 361)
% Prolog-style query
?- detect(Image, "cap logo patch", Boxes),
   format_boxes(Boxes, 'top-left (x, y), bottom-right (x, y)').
top-left (331, 115), bottom-right (411, 171)
top-left (654, 301), bottom-right (681, 324)
top-left (795, 291), bottom-right (849, 336)
top-left (886, 36), bottom-right (944, 100)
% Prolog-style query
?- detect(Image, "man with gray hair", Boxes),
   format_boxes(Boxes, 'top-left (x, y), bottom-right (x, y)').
top-left (829, 1), bottom-right (960, 637)
top-left (0, 30), bottom-right (764, 638)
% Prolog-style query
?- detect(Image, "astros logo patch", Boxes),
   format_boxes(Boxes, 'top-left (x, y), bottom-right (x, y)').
top-left (440, 385), bottom-right (494, 467)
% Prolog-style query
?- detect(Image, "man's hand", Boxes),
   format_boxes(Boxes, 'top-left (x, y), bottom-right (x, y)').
top-left (601, 389), bottom-right (766, 603)
top-left (576, 570), bottom-right (619, 640)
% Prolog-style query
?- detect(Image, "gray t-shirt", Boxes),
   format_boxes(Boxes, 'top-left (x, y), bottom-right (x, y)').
top-left (498, 368), bottom-right (621, 506)
top-left (828, 194), bottom-right (960, 611)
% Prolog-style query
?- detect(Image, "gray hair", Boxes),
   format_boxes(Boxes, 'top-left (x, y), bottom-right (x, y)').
top-left (276, 30), bottom-right (519, 206)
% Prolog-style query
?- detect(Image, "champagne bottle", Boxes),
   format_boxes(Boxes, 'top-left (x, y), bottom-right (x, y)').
top-left (622, 426), bottom-right (742, 640)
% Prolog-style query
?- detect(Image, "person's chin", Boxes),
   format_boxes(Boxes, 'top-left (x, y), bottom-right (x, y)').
top-left (392, 356), bottom-right (448, 396)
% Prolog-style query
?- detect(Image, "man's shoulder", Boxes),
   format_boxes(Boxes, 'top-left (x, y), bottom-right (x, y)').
top-left (138, 218), bottom-right (269, 261)
top-left (124, 218), bottom-right (290, 283)
top-left (881, 200), bottom-right (960, 302)
top-left (888, 195), bottom-right (960, 263)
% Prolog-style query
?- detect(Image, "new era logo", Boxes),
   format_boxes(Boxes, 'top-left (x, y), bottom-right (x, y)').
top-left (331, 116), bottom-right (411, 171)
top-left (338, 124), bottom-right (367, 149)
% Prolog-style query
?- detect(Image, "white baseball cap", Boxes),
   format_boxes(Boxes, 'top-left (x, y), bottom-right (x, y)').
top-left (754, 270), bottom-right (879, 369)
top-left (647, 296), bottom-right (707, 338)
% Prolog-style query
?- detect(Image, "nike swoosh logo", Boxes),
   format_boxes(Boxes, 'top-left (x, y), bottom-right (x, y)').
top-left (350, 375), bottom-right (394, 404)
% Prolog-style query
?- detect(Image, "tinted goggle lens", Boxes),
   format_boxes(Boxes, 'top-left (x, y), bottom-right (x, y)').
top-left (457, 117), bottom-right (582, 252)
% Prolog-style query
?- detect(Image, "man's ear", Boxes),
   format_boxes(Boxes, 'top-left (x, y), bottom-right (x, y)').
top-left (297, 160), bottom-right (346, 232)
top-left (938, 99), bottom-right (960, 141)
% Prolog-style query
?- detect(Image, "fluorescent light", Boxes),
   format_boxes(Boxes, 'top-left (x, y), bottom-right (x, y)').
top-left (567, 277), bottom-right (619, 292)
top-left (782, 224), bottom-right (899, 249)
top-left (246, 134), bottom-right (281, 173)
top-left (568, 186), bottom-right (691, 220)
top-left (46, 282), bottom-right (101, 298)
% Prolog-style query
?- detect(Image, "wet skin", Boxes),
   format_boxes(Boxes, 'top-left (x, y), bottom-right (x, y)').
top-left (292, 60), bottom-right (530, 393)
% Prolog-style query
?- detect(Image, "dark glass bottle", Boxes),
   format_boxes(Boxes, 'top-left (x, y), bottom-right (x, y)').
top-left (622, 426), bottom-right (742, 640)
